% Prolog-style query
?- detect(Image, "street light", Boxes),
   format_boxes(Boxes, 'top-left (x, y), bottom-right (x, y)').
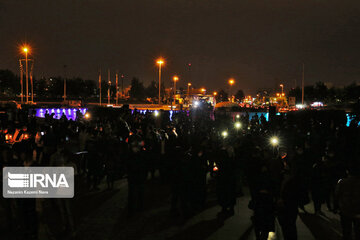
top-left (228, 78), bottom-right (235, 102)
top-left (280, 84), bottom-right (284, 95)
top-left (187, 82), bottom-right (192, 96)
top-left (213, 91), bottom-right (217, 96)
top-left (201, 88), bottom-right (206, 94)
top-left (23, 46), bottom-right (29, 103)
top-left (173, 76), bottom-right (179, 105)
top-left (157, 58), bottom-right (164, 105)
top-left (235, 122), bottom-right (242, 129)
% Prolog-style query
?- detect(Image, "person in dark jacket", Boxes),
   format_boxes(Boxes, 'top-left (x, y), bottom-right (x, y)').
top-left (277, 158), bottom-right (301, 240)
top-left (335, 165), bottom-right (360, 240)
top-left (216, 143), bottom-right (237, 216)
top-left (126, 134), bottom-right (148, 217)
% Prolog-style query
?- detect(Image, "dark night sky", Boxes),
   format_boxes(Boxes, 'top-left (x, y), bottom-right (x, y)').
top-left (1, 0), bottom-right (360, 94)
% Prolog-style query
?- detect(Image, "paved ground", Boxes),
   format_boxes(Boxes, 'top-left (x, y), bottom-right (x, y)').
top-left (0, 174), bottom-right (344, 240)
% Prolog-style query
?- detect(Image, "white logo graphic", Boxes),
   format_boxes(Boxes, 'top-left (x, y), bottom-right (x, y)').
top-left (3, 167), bottom-right (74, 198)
top-left (8, 173), bottom-right (30, 188)
top-left (8, 172), bottom-right (69, 188)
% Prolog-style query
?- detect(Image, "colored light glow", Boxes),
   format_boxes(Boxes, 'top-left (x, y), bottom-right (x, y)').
top-left (154, 110), bottom-right (159, 117)
top-left (35, 108), bottom-right (87, 121)
top-left (221, 131), bottom-right (228, 138)
top-left (235, 122), bottom-right (241, 129)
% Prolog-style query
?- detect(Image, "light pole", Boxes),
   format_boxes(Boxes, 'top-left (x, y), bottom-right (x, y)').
top-left (63, 65), bottom-right (67, 102)
top-left (23, 47), bottom-right (29, 103)
top-left (280, 84), bottom-right (284, 95)
top-left (116, 72), bottom-right (119, 105)
top-left (187, 83), bottom-right (191, 97)
top-left (173, 76), bottom-right (179, 105)
top-left (228, 78), bottom-right (235, 102)
top-left (30, 62), bottom-right (34, 102)
top-left (121, 74), bottom-right (124, 99)
top-left (99, 69), bottom-right (102, 106)
top-left (156, 58), bottom-right (164, 105)
top-left (107, 69), bottom-right (111, 105)
top-left (19, 60), bottom-right (23, 103)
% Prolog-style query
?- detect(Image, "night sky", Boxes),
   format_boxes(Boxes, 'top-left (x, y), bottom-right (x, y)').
top-left (1, 0), bottom-right (360, 94)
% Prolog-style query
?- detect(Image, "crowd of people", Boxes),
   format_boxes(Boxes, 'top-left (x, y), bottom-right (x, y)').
top-left (0, 105), bottom-right (359, 240)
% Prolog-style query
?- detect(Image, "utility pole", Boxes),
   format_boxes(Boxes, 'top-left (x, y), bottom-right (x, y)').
top-left (30, 61), bottom-right (34, 103)
top-left (115, 72), bottom-right (119, 105)
top-left (108, 69), bottom-right (111, 105)
top-left (19, 60), bottom-right (23, 103)
top-left (158, 64), bottom-right (162, 105)
top-left (25, 50), bottom-right (29, 103)
top-left (99, 69), bottom-right (102, 106)
top-left (121, 74), bottom-right (124, 99)
top-left (302, 63), bottom-right (304, 105)
top-left (63, 65), bottom-right (67, 102)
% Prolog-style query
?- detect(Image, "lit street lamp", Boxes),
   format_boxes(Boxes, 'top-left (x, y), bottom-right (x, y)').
top-left (228, 78), bottom-right (235, 102)
top-left (187, 82), bottom-right (192, 96)
top-left (173, 76), bottom-right (179, 105)
top-left (157, 58), bottom-right (164, 105)
top-left (280, 84), bottom-right (284, 95)
top-left (23, 46), bottom-right (29, 103)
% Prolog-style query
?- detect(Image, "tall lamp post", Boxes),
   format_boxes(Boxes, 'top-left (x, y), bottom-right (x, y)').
top-left (173, 76), bottom-right (179, 105)
top-left (19, 60), bottom-right (23, 103)
top-left (280, 84), bottom-right (284, 95)
top-left (107, 69), bottom-right (111, 105)
top-left (187, 83), bottom-right (192, 96)
top-left (228, 78), bottom-right (235, 102)
top-left (23, 47), bottom-right (29, 103)
top-left (156, 58), bottom-right (164, 105)
top-left (116, 72), bottom-right (119, 105)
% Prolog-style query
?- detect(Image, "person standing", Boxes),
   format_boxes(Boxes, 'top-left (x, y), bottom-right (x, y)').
top-left (126, 134), bottom-right (147, 217)
top-left (335, 166), bottom-right (360, 240)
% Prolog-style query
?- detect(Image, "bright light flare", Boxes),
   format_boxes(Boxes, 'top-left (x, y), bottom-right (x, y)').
top-left (228, 79), bottom-right (235, 85)
top-left (84, 113), bottom-right (90, 119)
top-left (221, 131), bottom-right (228, 138)
top-left (235, 122), bottom-right (242, 129)
top-left (154, 110), bottom-right (159, 117)
top-left (156, 58), bottom-right (164, 65)
top-left (213, 91), bottom-right (217, 96)
top-left (270, 136), bottom-right (279, 146)
top-left (173, 76), bottom-right (179, 81)
top-left (193, 101), bottom-right (200, 108)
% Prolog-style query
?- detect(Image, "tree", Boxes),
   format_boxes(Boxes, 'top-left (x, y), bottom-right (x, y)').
top-left (216, 89), bottom-right (228, 102)
top-left (0, 69), bottom-right (19, 96)
top-left (314, 82), bottom-right (328, 101)
top-left (235, 89), bottom-right (245, 102)
top-left (146, 81), bottom-right (157, 98)
top-left (129, 78), bottom-right (145, 101)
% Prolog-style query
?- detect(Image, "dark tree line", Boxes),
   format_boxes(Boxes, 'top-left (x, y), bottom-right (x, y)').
top-left (1, 69), bottom-right (359, 104)
top-left (288, 82), bottom-right (360, 104)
